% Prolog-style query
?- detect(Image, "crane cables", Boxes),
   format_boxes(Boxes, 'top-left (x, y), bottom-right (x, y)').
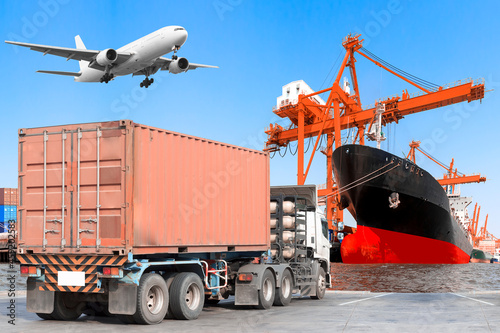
top-left (359, 47), bottom-right (440, 91)
top-left (274, 136), bottom-right (321, 158)
top-left (416, 146), bottom-right (465, 176)
top-left (322, 160), bottom-right (399, 200)
top-left (320, 49), bottom-right (345, 91)
top-left (278, 145), bottom-right (288, 157)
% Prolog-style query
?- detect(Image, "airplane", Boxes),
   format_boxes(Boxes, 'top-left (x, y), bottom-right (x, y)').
top-left (5, 26), bottom-right (218, 88)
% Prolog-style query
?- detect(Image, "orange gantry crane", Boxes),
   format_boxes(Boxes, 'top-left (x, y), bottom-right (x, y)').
top-left (406, 140), bottom-right (486, 192)
top-left (470, 204), bottom-right (499, 249)
top-left (264, 34), bottom-right (485, 234)
top-left (407, 143), bottom-right (493, 249)
top-left (469, 203), bottom-right (500, 248)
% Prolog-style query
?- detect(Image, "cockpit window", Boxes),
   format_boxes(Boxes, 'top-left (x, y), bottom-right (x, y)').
top-left (174, 28), bottom-right (185, 31)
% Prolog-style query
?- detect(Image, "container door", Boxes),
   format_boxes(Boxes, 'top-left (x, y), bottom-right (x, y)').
top-left (74, 126), bottom-right (127, 253)
top-left (20, 124), bottom-right (127, 254)
top-left (21, 130), bottom-right (71, 251)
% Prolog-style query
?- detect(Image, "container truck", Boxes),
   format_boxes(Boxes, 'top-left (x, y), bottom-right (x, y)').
top-left (17, 120), bottom-right (330, 325)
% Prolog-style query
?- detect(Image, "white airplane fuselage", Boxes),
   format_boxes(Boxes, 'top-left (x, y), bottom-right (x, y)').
top-left (76, 26), bottom-right (188, 82)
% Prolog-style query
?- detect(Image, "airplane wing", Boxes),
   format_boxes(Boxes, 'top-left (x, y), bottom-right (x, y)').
top-left (4, 41), bottom-right (132, 65)
top-left (156, 57), bottom-right (219, 71)
top-left (37, 70), bottom-right (81, 77)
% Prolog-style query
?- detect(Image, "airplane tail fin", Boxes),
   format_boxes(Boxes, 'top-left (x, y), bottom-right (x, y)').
top-left (75, 35), bottom-right (88, 72)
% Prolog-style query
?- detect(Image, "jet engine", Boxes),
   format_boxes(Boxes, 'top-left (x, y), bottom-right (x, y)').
top-left (95, 48), bottom-right (118, 66)
top-left (168, 57), bottom-right (189, 74)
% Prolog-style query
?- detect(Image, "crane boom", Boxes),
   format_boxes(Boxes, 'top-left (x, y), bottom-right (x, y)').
top-left (268, 80), bottom-right (484, 144)
top-left (406, 140), bottom-right (486, 188)
top-left (437, 175), bottom-right (486, 186)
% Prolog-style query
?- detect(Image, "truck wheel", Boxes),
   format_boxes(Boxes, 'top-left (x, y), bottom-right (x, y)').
top-left (311, 267), bottom-right (326, 300)
top-left (163, 272), bottom-right (178, 319)
top-left (255, 269), bottom-right (275, 310)
top-left (133, 273), bottom-right (169, 325)
top-left (170, 272), bottom-right (205, 320)
top-left (36, 313), bottom-right (54, 320)
top-left (51, 292), bottom-right (84, 321)
top-left (83, 302), bottom-right (112, 317)
top-left (273, 269), bottom-right (293, 306)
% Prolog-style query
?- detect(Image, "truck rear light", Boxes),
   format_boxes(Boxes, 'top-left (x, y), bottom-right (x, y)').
top-left (102, 267), bottom-right (120, 276)
top-left (238, 273), bottom-right (253, 282)
top-left (20, 265), bottom-right (38, 276)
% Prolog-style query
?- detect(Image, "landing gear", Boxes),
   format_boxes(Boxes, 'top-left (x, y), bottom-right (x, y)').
top-left (140, 77), bottom-right (154, 88)
top-left (100, 72), bottom-right (114, 84)
top-left (172, 45), bottom-right (180, 60)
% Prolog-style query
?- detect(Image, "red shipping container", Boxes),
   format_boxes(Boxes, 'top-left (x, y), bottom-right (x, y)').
top-left (0, 188), bottom-right (17, 205)
top-left (18, 120), bottom-right (270, 255)
top-left (13, 188), bottom-right (18, 206)
top-left (0, 188), bottom-right (6, 205)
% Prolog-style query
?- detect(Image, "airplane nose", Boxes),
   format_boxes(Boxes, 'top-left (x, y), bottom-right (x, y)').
top-left (179, 30), bottom-right (188, 45)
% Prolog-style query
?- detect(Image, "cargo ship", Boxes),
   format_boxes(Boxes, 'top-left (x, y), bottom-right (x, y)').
top-left (333, 144), bottom-right (473, 264)
top-left (470, 248), bottom-right (492, 263)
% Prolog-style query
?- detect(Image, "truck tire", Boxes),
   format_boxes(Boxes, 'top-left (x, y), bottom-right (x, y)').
top-left (133, 273), bottom-right (169, 325)
top-left (311, 267), bottom-right (326, 300)
top-left (255, 269), bottom-right (275, 310)
top-left (83, 302), bottom-right (111, 317)
top-left (163, 272), bottom-right (178, 319)
top-left (51, 292), bottom-right (84, 321)
top-left (36, 313), bottom-right (54, 320)
top-left (170, 272), bottom-right (205, 320)
top-left (273, 269), bottom-right (293, 306)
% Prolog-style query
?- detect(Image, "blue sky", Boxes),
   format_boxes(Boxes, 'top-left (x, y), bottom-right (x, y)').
top-left (1, 1), bottom-right (499, 235)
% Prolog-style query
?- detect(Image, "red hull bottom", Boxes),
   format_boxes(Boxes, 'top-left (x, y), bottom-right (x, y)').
top-left (469, 259), bottom-right (490, 263)
top-left (341, 226), bottom-right (471, 264)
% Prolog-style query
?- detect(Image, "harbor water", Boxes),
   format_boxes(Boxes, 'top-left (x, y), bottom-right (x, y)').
top-left (2, 263), bottom-right (500, 293)
top-left (330, 263), bottom-right (500, 293)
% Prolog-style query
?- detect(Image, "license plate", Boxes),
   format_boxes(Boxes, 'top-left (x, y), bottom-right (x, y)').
top-left (58, 271), bottom-right (85, 287)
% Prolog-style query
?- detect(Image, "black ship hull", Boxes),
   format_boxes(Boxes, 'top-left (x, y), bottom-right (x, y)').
top-left (333, 144), bottom-right (472, 264)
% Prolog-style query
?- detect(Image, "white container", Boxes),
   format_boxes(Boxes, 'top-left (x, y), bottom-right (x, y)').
top-left (283, 216), bottom-right (295, 229)
top-left (282, 201), bottom-right (295, 214)
top-left (283, 247), bottom-right (295, 259)
top-left (270, 234), bottom-right (277, 243)
top-left (270, 202), bottom-right (278, 214)
top-left (282, 231), bottom-right (295, 243)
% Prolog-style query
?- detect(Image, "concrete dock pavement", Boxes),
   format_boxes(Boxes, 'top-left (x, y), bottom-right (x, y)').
top-left (1, 291), bottom-right (499, 332)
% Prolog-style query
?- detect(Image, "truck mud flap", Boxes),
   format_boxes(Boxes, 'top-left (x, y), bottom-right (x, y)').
top-left (235, 264), bottom-right (275, 306)
top-left (108, 280), bottom-right (137, 315)
top-left (235, 284), bottom-right (259, 305)
top-left (26, 278), bottom-right (54, 314)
